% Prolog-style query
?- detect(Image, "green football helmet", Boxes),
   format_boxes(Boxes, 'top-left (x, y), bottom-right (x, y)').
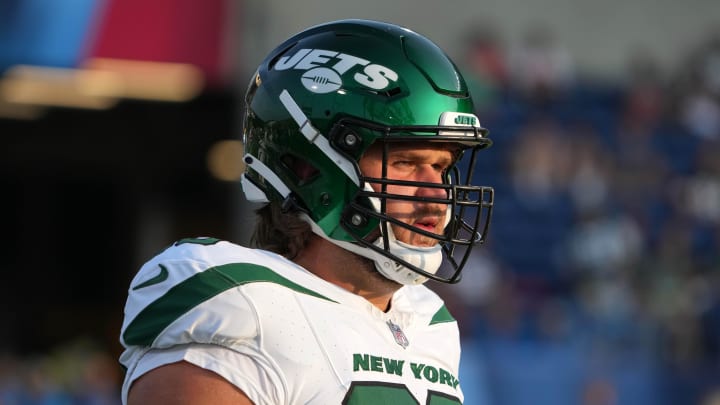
top-left (241, 19), bottom-right (494, 285)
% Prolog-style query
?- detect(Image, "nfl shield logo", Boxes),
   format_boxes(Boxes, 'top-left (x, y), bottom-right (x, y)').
top-left (386, 320), bottom-right (409, 349)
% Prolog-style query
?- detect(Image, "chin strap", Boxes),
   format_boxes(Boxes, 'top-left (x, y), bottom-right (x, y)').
top-left (298, 212), bottom-right (441, 285)
top-left (370, 224), bottom-right (443, 285)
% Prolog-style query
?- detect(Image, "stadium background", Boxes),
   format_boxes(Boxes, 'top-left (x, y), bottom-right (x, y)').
top-left (1, 0), bottom-right (719, 403)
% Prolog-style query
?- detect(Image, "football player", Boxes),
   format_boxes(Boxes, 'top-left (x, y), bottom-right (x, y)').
top-left (120, 19), bottom-right (494, 405)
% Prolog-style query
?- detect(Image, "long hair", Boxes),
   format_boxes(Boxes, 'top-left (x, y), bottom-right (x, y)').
top-left (250, 202), bottom-right (313, 260)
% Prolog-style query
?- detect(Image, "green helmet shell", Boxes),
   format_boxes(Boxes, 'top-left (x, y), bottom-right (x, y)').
top-left (242, 19), bottom-right (493, 283)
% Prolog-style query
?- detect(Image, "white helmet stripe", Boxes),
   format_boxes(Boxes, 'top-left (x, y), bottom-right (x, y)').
top-left (279, 89), bottom-right (360, 186)
top-left (243, 153), bottom-right (291, 198)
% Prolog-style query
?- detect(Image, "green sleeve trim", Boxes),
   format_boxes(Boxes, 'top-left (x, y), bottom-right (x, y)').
top-left (429, 305), bottom-right (456, 325)
top-left (174, 237), bottom-right (221, 246)
top-left (123, 262), bottom-right (336, 346)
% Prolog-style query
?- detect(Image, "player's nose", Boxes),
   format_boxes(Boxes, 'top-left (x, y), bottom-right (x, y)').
top-left (414, 165), bottom-right (447, 200)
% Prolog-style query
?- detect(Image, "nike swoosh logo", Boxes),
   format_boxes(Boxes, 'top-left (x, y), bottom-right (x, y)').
top-left (132, 264), bottom-right (169, 290)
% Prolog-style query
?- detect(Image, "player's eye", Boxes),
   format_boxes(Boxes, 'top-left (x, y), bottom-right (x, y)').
top-left (390, 159), bottom-right (414, 169)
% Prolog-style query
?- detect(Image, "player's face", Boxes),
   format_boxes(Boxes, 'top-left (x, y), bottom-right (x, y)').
top-left (359, 142), bottom-right (454, 247)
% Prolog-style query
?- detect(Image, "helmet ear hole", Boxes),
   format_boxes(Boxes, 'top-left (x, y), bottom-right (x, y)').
top-left (281, 154), bottom-right (319, 183)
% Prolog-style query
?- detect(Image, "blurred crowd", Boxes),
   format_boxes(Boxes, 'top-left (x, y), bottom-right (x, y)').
top-left (2, 21), bottom-right (719, 405)
top-left (443, 22), bottom-right (720, 405)
top-left (0, 340), bottom-right (120, 405)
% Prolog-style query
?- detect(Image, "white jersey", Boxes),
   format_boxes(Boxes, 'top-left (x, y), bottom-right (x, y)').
top-left (119, 237), bottom-right (464, 404)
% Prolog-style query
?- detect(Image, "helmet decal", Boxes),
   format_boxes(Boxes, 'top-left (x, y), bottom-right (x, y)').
top-left (301, 67), bottom-right (342, 93)
top-left (438, 112), bottom-right (484, 139)
top-left (274, 48), bottom-right (399, 93)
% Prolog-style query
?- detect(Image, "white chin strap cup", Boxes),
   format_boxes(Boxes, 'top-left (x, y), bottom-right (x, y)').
top-left (371, 224), bottom-right (442, 285)
top-left (299, 213), bottom-right (442, 286)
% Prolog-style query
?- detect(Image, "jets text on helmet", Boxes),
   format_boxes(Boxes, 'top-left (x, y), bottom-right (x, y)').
top-left (274, 48), bottom-right (399, 92)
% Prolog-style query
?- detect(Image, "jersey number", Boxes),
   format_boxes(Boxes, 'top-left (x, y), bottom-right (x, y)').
top-left (343, 382), bottom-right (461, 404)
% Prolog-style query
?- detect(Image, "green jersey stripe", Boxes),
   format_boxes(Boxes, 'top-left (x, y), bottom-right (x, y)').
top-left (123, 262), bottom-right (337, 346)
top-left (429, 305), bottom-right (455, 325)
